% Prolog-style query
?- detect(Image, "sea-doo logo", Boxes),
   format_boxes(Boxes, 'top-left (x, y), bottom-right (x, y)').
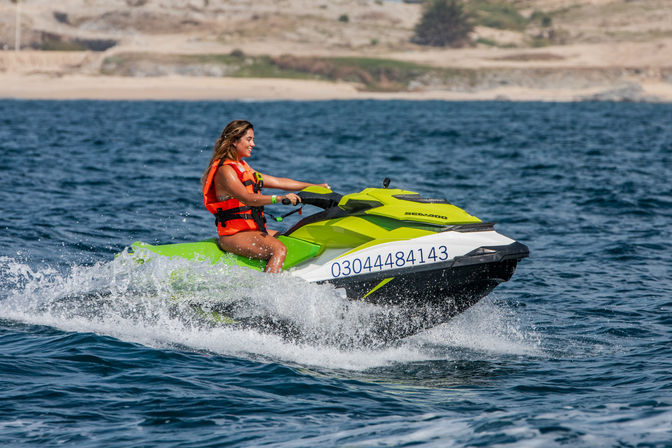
top-left (405, 212), bottom-right (447, 220)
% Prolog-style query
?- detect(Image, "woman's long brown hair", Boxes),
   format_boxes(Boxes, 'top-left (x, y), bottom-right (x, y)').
top-left (201, 120), bottom-right (254, 185)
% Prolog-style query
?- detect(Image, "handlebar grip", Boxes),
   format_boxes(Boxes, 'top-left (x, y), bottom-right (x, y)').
top-left (281, 198), bottom-right (291, 205)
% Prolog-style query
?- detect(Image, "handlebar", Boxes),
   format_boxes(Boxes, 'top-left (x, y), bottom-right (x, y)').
top-left (277, 191), bottom-right (343, 209)
top-left (297, 191), bottom-right (343, 209)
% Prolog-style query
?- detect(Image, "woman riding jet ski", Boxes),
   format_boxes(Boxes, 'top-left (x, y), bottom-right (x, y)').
top-left (201, 120), bottom-right (329, 273)
top-left (133, 184), bottom-right (528, 310)
top-left (130, 120), bottom-right (528, 334)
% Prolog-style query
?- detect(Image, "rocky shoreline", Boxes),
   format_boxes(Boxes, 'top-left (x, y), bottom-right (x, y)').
top-left (96, 51), bottom-right (672, 102)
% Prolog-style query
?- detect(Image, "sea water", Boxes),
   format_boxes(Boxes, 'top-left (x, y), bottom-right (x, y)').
top-left (1, 99), bottom-right (671, 446)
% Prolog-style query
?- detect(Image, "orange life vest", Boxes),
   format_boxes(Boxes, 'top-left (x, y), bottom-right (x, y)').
top-left (203, 159), bottom-right (266, 236)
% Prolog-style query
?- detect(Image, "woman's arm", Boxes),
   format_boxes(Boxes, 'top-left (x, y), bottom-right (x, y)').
top-left (215, 165), bottom-right (299, 206)
top-left (260, 173), bottom-right (330, 191)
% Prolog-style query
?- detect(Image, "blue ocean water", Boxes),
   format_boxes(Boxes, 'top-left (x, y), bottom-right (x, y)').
top-left (1, 99), bottom-right (671, 446)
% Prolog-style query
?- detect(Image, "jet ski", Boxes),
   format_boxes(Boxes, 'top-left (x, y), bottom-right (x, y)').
top-left (129, 182), bottom-right (529, 333)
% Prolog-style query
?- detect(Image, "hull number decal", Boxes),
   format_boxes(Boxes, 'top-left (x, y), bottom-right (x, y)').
top-left (330, 245), bottom-right (449, 278)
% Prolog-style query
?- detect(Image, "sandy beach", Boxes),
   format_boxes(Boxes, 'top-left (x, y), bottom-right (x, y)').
top-left (3, 70), bottom-right (672, 102)
top-left (2, 0), bottom-right (672, 102)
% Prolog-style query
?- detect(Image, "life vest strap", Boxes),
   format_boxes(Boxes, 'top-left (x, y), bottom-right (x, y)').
top-left (215, 206), bottom-right (267, 232)
top-left (249, 206), bottom-right (267, 232)
top-left (242, 179), bottom-right (261, 193)
top-left (215, 206), bottom-right (252, 223)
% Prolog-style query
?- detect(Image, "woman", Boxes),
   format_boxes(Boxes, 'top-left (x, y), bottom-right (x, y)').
top-left (202, 120), bottom-right (329, 273)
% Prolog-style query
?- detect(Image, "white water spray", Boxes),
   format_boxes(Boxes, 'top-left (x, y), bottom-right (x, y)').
top-left (0, 253), bottom-right (541, 370)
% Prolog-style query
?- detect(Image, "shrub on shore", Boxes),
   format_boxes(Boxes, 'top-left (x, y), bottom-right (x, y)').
top-left (412, 0), bottom-right (473, 47)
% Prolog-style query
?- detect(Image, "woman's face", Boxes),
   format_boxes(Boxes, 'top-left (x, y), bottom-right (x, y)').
top-left (233, 128), bottom-right (255, 159)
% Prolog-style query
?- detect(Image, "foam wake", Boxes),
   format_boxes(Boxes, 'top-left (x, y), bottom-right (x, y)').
top-left (0, 253), bottom-right (540, 370)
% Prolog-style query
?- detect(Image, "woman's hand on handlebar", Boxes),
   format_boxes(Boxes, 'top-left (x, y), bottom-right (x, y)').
top-left (280, 193), bottom-right (301, 205)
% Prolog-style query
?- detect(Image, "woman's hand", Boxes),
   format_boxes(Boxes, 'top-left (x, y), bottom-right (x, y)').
top-left (316, 183), bottom-right (331, 190)
top-left (280, 193), bottom-right (301, 205)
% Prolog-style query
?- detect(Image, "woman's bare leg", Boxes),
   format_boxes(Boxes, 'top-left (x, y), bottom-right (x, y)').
top-left (218, 231), bottom-right (287, 273)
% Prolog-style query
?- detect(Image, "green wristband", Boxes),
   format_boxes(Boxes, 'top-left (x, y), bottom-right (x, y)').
top-left (271, 195), bottom-right (277, 204)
